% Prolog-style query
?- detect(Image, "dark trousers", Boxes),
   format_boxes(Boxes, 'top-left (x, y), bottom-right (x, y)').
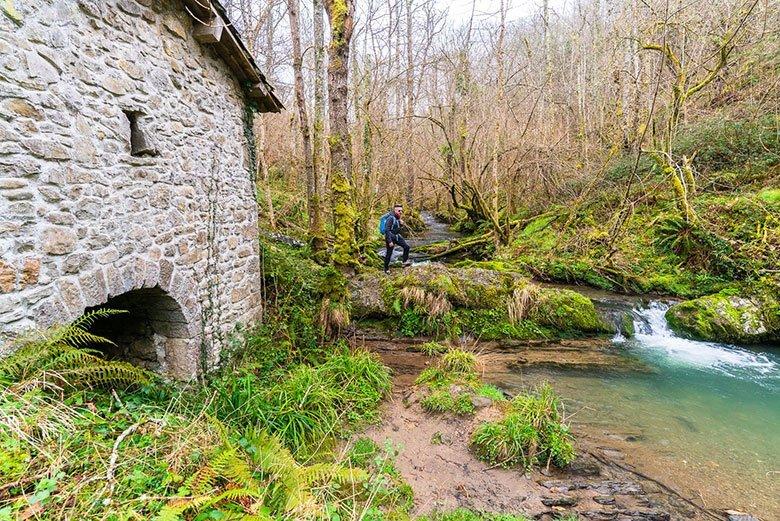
top-left (384, 235), bottom-right (410, 271)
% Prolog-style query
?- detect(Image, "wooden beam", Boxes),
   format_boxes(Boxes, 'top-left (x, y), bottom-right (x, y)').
top-left (193, 20), bottom-right (224, 43)
top-left (249, 82), bottom-right (269, 99)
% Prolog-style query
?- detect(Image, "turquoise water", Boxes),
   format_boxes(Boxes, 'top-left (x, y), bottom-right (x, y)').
top-left (495, 301), bottom-right (780, 516)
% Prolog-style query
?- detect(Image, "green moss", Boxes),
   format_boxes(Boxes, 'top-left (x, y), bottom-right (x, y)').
top-left (331, 173), bottom-right (359, 269)
top-left (666, 293), bottom-right (778, 343)
top-left (454, 308), bottom-right (550, 340)
top-left (531, 289), bottom-right (611, 334)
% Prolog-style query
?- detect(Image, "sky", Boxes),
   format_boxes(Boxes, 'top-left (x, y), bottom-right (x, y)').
top-left (440, 0), bottom-right (569, 26)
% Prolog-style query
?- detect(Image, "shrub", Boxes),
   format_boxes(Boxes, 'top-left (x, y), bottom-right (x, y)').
top-left (470, 383), bottom-right (575, 469)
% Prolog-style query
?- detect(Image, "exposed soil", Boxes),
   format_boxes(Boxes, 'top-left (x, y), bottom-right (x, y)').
top-left (351, 330), bottom-right (724, 521)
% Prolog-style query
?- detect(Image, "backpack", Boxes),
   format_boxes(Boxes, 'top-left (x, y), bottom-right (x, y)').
top-left (379, 212), bottom-right (394, 235)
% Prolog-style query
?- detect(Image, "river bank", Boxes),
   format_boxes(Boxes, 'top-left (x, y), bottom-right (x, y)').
top-left (353, 322), bottom-right (777, 519)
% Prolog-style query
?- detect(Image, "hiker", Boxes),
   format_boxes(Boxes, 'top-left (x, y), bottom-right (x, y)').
top-left (380, 204), bottom-right (411, 273)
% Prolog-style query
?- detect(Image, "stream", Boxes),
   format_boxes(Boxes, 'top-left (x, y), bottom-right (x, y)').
top-left (492, 294), bottom-right (780, 516)
top-left (406, 214), bottom-right (780, 516)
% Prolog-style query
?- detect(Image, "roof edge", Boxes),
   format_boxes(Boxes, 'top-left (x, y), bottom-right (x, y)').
top-left (182, 0), bottom-right (283, 113)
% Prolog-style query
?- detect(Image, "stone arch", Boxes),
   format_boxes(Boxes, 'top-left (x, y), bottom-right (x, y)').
top-left (84, 286), bottom-right (198, 379)
top-left (39, 257), bottom-right (203, 380)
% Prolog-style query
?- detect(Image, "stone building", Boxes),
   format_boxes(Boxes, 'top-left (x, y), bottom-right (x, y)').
top-left (0, 0), bottom-right (282, 379)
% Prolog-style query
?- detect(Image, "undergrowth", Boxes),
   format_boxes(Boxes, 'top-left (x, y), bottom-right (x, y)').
top-left (470, 382), bottom-right (575, 470)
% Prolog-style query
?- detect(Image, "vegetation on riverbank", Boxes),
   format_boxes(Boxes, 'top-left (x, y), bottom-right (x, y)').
top-left (470, 383), bottom-right (575, 471)
top-left (351, 263), bottom-right (611, 341)
top-left (414, 348), bottom-right (504, 416)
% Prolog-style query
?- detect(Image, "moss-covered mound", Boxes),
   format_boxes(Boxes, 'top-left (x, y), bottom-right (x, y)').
top-left (350, 263), bottom-right (611, 339)
top-left (666, 292), bottom-right (779, 344)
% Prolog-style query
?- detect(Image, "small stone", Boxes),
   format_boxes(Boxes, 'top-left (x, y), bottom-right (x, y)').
top-left (26, 51), bottom-right (60, 83)
top-left (41, 226), bottom-right (77, 255)
top-left (725, 511), bottom-right (760, 521)
top-left (163, 17), bottom-right (187, 39)
top-left (2, 189), bottom-right (33, 200)
top-left (0, 178), bottom-right (27, 189)
top-left (5, 98), bottom-right (43, 120)
top-left (470, 395), bottom-right (493, 408)
top-left (0, 261), bottom-right (16, 293)
top-left (116, 0), bottom-right (142, 16)
top-left (102, 75), bottom-right (128, 95)
top-left (21, 258), bottom-right (40, 285)
top-left (541, 495), bottom-right (578, 507)
top-left (593, 496), bottom-right (616, 505)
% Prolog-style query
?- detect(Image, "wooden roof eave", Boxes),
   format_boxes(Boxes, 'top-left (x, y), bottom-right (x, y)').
top-left (181, 0), bottom-right (283, 113)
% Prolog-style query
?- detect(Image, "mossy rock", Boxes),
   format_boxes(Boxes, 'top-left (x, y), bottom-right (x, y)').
top-left (530, 288), bottom-right (612, 334)
top-left (666, 293), bottom-right (779, 344)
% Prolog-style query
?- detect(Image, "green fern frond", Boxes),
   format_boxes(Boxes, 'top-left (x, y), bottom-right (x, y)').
top-left (185, 464), bottom-right (219, 496)
top-left (54, 362), bottom-right (151, 388)
top-left (69, 308), bottom-right (128, 330)
top-left (211, 446), bottom-right (258, 489)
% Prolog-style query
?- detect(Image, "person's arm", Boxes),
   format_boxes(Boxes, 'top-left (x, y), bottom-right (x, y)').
top-left (385, 215), bottom-right (395, 244)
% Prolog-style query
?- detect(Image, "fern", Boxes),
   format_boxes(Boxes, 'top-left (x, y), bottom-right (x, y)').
top-left (1, 309), bottom-right (150, 390)
top-left (168, 423), bottom-right (368, 519)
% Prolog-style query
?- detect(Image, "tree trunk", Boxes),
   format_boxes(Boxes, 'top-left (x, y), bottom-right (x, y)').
top-left (404, 0), bottom-right (415, 206)
top-left (288, 0), bottom-right (324, 250)
top-left (324, 0), bottom-right (358, 271)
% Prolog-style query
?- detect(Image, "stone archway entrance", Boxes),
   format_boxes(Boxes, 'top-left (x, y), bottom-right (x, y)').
top-left (85, 286), bottom-right (198, 379)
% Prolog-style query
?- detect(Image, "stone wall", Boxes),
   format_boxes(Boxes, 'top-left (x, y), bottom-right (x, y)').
top-left (0, 0), bottom-right (263, 378)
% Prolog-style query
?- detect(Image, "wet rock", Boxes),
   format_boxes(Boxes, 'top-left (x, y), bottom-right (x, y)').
top-left (593, 480), bottom-right (644, 495)
top-left (618, 509), bottom-right (670, 520)
top-left (580, 510), bottom-right (618, 520)
top-left (568, 455), bottom-right (602, 476)
top-left (666, 293), bottom-right (779, 344)
top-left (725, 510), bottom-right (760, 521)
top-left (541, 495), bottom-right (578, 507)
top-left (470, 395), bottom-right (493, 409)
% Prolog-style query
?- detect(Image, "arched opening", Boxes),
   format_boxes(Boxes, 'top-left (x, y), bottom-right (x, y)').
top-left (84, 286), bottom-right (193, 376)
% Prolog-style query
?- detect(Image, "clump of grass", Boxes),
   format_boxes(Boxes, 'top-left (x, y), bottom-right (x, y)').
top-left (421, 389), bottom-right (475, 415)
top-left (441, 349), bottom-right (479, 376)
top-left (414, 349), bottom-right (500, 416)
top-left (417, 341), bottom-right (448, 356)
top-left (470, 382), bottom-right (575, 469)
top-left (399, 285), bottom-right (453, 317)
top-left (476, 384), bottom-right (505, 401)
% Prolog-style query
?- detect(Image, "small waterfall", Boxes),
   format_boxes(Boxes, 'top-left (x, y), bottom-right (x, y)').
top-left (627, 301), bottom-right (778, 383)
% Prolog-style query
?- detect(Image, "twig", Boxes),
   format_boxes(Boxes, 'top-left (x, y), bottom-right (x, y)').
top-left (111, 389), bottom-right (124, 410)
top-left (106, 420), bottom-right (145, 494)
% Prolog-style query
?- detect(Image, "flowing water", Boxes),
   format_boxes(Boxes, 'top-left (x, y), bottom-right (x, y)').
top-left (409, 216), bottom-right (780, 515)
top-left (493, 295), bottom-right (780, 516)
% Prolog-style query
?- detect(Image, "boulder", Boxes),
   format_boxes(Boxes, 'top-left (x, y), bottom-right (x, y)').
top-left (666, 293), bottom-right (779, 344)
